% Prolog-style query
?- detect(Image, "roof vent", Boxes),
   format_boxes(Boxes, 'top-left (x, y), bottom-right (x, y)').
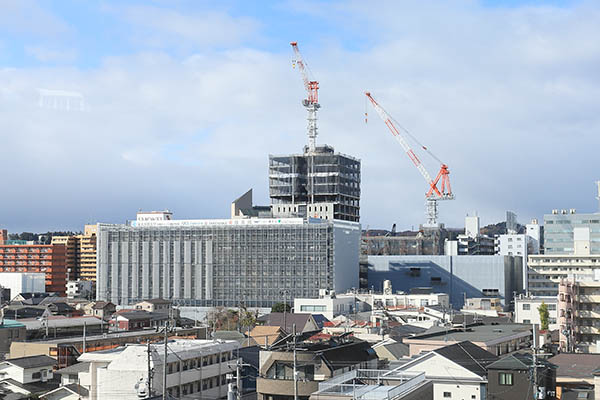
top-left (493, 328), bottom-right (503, 333)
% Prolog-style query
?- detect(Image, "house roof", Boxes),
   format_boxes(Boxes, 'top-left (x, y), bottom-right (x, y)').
top-left (248, 326), bottom-right (281, 346)
top-left (488, 352), bottom-right (555, 371)
top-left (55, 362), bottom-right (90, 375)
top-left (320, 340), bottom-right (377, 370)
top-left (547, 353), bottom-right (600, 380)
top-left (116, 311), bottom-right (167, 321)
top-left (434, 341), bottom-right (499, 377)
top-left (261, 313), bottom-right (315, 333)
top-left (405, 323), bottom-right (531, 344)
top-left (311, 314), bottom-right (329, 328)
top-left (4, 355), bottom-right (56, 369)
top-left (40, 383), bottom-right (90, 399)
top-left (91, 301), bottom-right (115, 310)
top-left (138, 298), bottom-right (172, 305)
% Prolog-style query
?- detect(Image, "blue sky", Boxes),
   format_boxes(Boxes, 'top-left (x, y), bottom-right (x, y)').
top-left (0, 0), bottom-right (599, 232)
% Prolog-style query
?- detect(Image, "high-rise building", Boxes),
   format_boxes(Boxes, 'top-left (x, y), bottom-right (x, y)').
top-left (0, 244), bottom-right (66, 295)
top-left (269, 144), bottom-right (361, 222)
top-left (51, 224), bottom-right (97, 282)
top-left (544, 209), bottom-right (600, 254)
top-left (0, 230), bottom-right (7, 245)
top-left (97, 212), bottom-right (361, 307)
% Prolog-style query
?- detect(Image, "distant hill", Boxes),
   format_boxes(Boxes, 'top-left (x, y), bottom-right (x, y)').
top-left (480, 221), bottom-right (525, 237)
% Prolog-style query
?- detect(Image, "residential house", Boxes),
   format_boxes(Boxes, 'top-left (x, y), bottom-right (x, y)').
top-left (393, 341), bottom-right (498, 400)
top-left (110, 310), bottom-right (168, 331)
top-left (547, 353), bottom-right (600, 396)
top-left (487, 352), bottom-right (557, 400)
top-left (402, 323), bottom-right (532, 356)
top-left (257, 336), bottom-right (378, 400)
top-left (310, 369), bottom-right (433, 400)
top-left (41, 384), bottom-right (89, 400)
top-left (248, 325), bottom-right (283, 347)
top-left (134, 298), bottom-right (173, 314)
top-left (83, 301), bottom-right (116, 321)
top-left (0, 355), bottom-right (58, 398)
top-left (258, 312), bottom-right (321, 334)
top-left (0, 318), bottom-right (26, 358)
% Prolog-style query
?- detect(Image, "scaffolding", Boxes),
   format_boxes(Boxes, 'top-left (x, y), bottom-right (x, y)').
top-left (269, 145), bottom-right (361, 222)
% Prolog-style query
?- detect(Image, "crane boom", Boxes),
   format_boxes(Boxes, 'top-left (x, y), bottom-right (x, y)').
top-left (365, 91), bottom-right (454, 227)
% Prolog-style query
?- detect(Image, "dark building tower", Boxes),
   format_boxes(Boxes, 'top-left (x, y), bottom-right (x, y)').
top-left (269, 145), bottom-right (361, 222)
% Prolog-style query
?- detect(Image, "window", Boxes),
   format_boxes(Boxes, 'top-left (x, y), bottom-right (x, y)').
top-left (548, 304), bottom-right (556, 311)
top-left (522, 304), bottom-right (530, 310)
top-left (443, 392), bottom-right (452, 398)
top-left (523, 319), bottom-right (530, 324)
top-left (32, 372), bottom-right (41, 379)
top-left (499, 372), bottom-right (513, 385)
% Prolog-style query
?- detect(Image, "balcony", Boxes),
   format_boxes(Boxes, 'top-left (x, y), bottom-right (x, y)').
top-left (257, 377), bottom-right (319, 398)
top-left (578, 295), bottom-right (600, 303)
top-left (578, 310), bottom-right (600, 319)
top-left (577, 326), bottom-right (600, 335)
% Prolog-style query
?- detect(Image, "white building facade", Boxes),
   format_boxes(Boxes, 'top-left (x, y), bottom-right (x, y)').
top-left (77, 339), bottom-right (239, 400)
top-left (0, 272), bottom-right (45, 297)
top-left (514, 296), bottom-right (558, 330)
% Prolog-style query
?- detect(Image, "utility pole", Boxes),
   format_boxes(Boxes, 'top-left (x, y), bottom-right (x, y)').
top-left (163, 322), bottom-right (169, 400)
top-left (82, 322), bottom-right (86, 353)
top-left (532, 323), bottom-right (538, 400)
top-left (236, 358), bottom-right (241, 400)
top-left (293, 323), bottom-right (298, 400)
top-left (147, 341), bottom-right (153, 398)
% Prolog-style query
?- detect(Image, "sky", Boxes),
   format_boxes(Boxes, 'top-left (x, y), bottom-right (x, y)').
top-left (1, 0), bottom-right (599, 232)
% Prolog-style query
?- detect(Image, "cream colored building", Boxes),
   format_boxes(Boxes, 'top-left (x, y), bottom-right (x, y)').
top-left (51, 225), bottom-right (97, 282)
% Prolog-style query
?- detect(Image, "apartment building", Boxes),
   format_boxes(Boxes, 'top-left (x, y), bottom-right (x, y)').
top-left (77, 339), bottom-right (239, 399)
top-left (51, 225), bottom-right (97, 282)
top-left (0, 244), bottom-right (66, 295)
top-left (514, 296), bottom-right (558, 330)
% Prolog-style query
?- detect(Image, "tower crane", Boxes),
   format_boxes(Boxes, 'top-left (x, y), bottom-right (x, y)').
top-left (290, 42), bottom-right (320, 152)
top-left (365, 92), bottom-right (454, 227)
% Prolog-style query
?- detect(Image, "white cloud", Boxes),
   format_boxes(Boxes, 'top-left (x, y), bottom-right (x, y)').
top-left (25, 46), bottom-right (77, 63)
top-left (0, 0), bottom-right (69, 36)
top-left (1, 1), bottom-right (600, 232)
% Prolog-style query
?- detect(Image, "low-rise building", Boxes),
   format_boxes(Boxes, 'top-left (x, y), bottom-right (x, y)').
top-left (0, 355), bottom-right (58, 398)
top-left (487, 353), bottom-right (557, 400)
top-left (110, 310), bottom-right (168, 331)
top-left (393, 341), bottom-right (498, 400)
top-left (66, 280), bottom-right (93, 299)
top-left (82, 300), bottom-right (116, 321)
top-left (257, 337), bottom-right (378, 400)
top-left (258, 312), bottom-right (321, 334)
top-left (310, 369), bottom-right (432, 400)
top-left (78, 339), bottom-right (239, 399)
top-left (0, 318), bottom-right (26, 358)
top-left (402, 323), bottom-right (532, 357)
top-left (514, 296), bottom-right (558, 330)
top-left (134, 298), bottom-right (172, 314)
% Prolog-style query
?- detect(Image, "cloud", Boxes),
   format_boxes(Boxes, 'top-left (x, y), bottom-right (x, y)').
top-left (25, 46), bottom-right (77, 63)
top-left (113, 4), bottom-right (261, 49)
top-left (0, 1), bottom-right (600, 232)
top-left (0, 0), bottom-right (69, 36)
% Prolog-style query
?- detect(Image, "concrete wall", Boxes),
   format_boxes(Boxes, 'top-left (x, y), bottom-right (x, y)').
top-left (367, 255), bottom-right (523, 309)
top-left (0, 272), bottom-right (46, 296)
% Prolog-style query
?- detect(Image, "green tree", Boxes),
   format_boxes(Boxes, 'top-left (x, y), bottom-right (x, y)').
top-left (271, 302), bottom-right (291, 313)
top-left (538, 302), bottom-right (549, 331)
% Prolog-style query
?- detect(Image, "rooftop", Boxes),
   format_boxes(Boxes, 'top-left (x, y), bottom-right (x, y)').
top-left (434, 341), bottom-right (499, 377)
top-left (404, 323), bottom-right (531, 344)
top-left (548, 353), bottom-right (600, 380)
top-left (4, 355), bottom-right (56, 369)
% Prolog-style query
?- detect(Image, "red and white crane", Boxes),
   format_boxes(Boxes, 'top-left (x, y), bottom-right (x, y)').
top-left (365, 92), bottom-right (454, 227)
top-left (290, 42), bottom-right (320, 152)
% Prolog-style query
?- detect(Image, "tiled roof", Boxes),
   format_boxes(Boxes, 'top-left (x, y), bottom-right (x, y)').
top-left (4, 355), bottom-right (56, 369)
top-left (434, 341), bottom-right (498, 377)
top-left (548, 353), bottom-right (600, 380)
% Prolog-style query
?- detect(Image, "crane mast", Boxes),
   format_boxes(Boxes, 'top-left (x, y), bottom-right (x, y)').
top-left (365, 92), bottom-right (454, 227)
top-left (290, 42), bottom-right (320, 152)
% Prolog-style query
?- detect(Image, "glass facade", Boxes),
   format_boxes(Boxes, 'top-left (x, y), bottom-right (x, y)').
top-left (544, 212), bottom-right (600, 254)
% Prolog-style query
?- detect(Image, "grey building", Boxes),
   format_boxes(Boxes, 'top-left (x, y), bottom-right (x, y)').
top-left (367, 255), bottom-right (523, 309)
top-left (96, 216), bottom-right (361, 307)
top-left (269, 145), bottom-right (361, 222)
top-left (487, 353), bottom-right (556, 400)
top-left (544, 210), bottom-right (600, 254)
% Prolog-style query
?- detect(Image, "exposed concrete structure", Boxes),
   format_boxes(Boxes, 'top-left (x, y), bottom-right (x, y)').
top-left (269, 144), bottom-right (361, 222)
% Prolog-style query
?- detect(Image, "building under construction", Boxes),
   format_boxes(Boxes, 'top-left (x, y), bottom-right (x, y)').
top-left (269, 144), bottom-right (361, 222)
top-left (362, 227), bottom-right (455, 256)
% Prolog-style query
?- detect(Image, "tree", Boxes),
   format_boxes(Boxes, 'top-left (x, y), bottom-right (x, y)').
top-left (538, 302), bottom-right (549, 331)
top-left (271, 302), bottom-right (291, 313)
